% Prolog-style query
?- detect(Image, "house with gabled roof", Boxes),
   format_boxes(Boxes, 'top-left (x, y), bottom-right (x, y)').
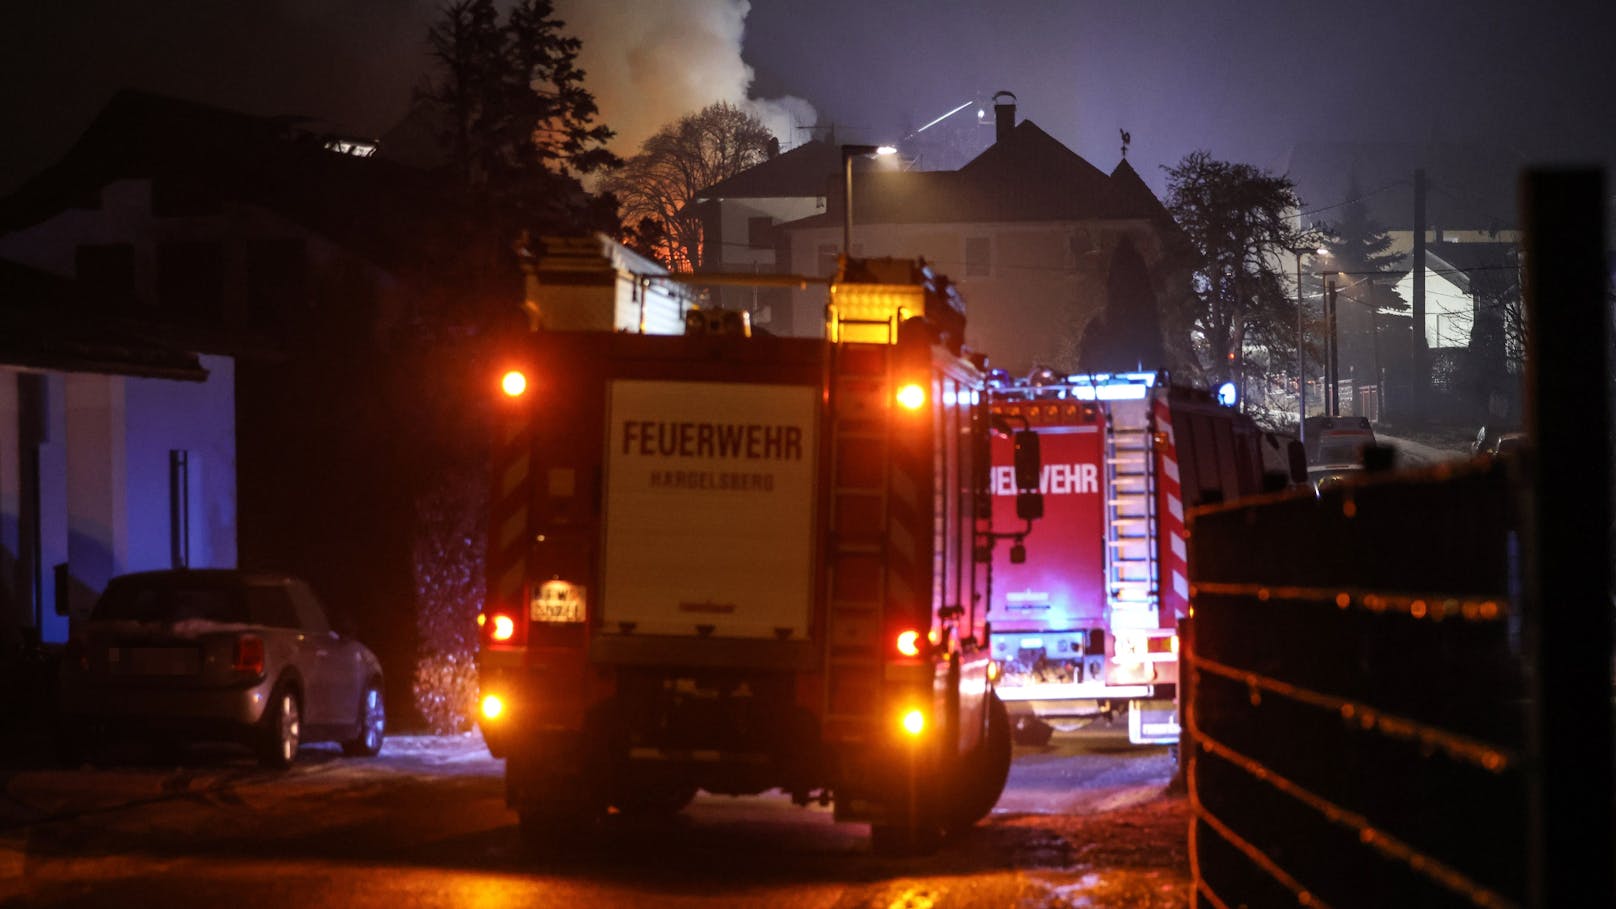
top-left (694, 96), bottom-right (1188, 376)
top-left (0, 90), bottom-right (471, 715)
top-left (0, 258), bottom-right (234, 653)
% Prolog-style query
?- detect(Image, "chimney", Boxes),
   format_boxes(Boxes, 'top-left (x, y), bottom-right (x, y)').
top-left (767, 136), bottom-right (780, 159)
top-left (993, 91), bottom-right (1017, 143)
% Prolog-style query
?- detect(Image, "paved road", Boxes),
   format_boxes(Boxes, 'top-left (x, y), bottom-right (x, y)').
top-left (1, 723), bottom-right (1188, 908)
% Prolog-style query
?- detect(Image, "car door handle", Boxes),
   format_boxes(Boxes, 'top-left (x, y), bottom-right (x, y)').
top-left (316, 649), bottom-right (330, 657)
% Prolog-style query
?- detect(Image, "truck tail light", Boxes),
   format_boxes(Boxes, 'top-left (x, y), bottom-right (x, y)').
top-left (895, 383), bottom-right (926, 410)
top-left (481, 693), bottom-right (506, 720)
top-left (478, 609), bottom-right (527, 647)
top-left (895, 629), bottom-right (923, 658)
top-left (232, 635), bottom-right (266, 675)
top-left (491, 614), bottom-right (516, 642)
top-left (900, 707), bottom-right (926, 737)
top-left (500, 369), bottom-right (528, 398)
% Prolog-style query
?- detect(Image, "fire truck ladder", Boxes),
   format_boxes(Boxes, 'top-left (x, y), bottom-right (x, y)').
top-left (823, 343), bottom-right (893, 742)
top-left (1104, 403), bottom-right (1159, 616)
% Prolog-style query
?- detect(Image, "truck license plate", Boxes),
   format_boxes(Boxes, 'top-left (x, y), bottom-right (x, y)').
top-left (531, 581), bottom-right (586, 624)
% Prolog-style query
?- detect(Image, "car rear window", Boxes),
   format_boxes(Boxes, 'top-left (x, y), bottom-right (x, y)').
top-left (1315, 440), bottom-right (1367, 465)
top-left (93, 581), bottom-right (250, 624)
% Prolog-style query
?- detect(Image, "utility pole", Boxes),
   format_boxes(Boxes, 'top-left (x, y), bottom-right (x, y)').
top-left (1294, 249), bottom-right (1308, 440)
top-left (1324, 273), bottom-right (1340, 416)
top-left (1411, 168), bottom-right (1427, 425)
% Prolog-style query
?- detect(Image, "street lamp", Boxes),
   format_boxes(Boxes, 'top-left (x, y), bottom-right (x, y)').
top-left (841, 144), bottom-right (897, 256)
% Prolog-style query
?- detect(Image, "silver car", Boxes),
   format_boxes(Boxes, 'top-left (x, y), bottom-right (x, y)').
top-left (57, 569), bottom-right (385, 768)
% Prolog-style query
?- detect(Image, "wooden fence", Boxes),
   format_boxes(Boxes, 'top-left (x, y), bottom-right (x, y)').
top-left (1184, 460), bottom-right (1528, 908)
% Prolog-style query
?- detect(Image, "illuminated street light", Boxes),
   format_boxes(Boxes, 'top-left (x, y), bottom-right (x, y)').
top-left (841, 144), bottom-right (897, 256)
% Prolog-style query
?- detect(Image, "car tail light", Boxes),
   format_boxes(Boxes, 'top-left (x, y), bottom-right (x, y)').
top-left (233, 635), bottom-right (266, 675)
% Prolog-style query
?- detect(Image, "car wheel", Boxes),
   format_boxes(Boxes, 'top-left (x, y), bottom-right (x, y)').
top-left (257, 685), bottom-right (301, 769)
top-left (342, 682), bottom-right (385, 757)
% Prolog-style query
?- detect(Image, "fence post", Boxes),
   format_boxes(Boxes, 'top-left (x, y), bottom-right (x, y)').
top-left (1519, 167), bottom-right (1614, 909)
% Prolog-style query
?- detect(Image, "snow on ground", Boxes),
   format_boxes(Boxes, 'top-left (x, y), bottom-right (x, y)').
top-left (1376, 433), bottom-right (1471, 467)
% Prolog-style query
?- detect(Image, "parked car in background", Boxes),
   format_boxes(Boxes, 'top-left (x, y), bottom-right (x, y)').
top-left (57, 569), bottom-right (385, 768)
top-left (1307, 463), bottom-right (1365, 496)
top-left (1303, 415), bottom-right (1377, 466)
top-left (1475, 429), bottom-right (1527, 457)
top-left (1471, 424), bottom-right (1526, 456)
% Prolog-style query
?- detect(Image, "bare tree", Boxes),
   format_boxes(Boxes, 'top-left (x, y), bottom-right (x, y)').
top-left (602, 102), bottom-right (776, 271)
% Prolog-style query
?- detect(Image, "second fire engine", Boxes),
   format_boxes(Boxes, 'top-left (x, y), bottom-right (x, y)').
top-left (985, 370), bottom-right (1290, 744)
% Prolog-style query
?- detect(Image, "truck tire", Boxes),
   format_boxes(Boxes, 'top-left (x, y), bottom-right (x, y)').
top-left (870, 813), bottom-right (943, 857)
top-left (517, 802), bottom-right (599, 853)
top-left (1011, 712), bottom-right (1054, 747)
top-left (612, 782), bottom-right (698, 818)
top-left (945, 692), bottom-right (1012, 833)
top-left (870, 775), bottom-right (944, 857)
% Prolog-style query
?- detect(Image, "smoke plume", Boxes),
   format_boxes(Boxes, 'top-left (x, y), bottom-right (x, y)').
top-left (555, 0), bottom-right (817, 155)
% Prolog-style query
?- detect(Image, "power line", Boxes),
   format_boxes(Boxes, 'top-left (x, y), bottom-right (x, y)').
top-left (1298, 179), bottom-right (1410, 218)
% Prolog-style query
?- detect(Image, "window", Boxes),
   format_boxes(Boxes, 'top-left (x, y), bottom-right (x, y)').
top-left (157, 241), bottom-right (224, 323)
top-left (747, 216), bottom-right (776, 249)
top-left (965, 237), bottom-right (991, 277)
top-left (75, 244), bottom-right (136, 305)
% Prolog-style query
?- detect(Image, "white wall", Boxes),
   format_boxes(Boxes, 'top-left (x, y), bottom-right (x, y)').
top-left (715, 196), bottom-right (825, 269)
top-left (64, 372), bottom-right (125, 625)
top-left (1395, 266), bottom-right (1473, 349)
top-left (0, 360), bottom-right (237, 637)
top-left (123, 354), bottom-right (237, 574)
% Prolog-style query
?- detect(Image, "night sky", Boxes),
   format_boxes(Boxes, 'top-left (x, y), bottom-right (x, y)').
top-left (3, 0), bottom-right (1614, 205)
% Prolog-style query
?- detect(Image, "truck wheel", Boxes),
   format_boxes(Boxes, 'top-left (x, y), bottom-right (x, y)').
top-left (945, 692), bottom-right (1012, 833)
top-left (517, 803), bottom-right (599, 852)
top-left (1011, 712), bottom-right (1054, 747)
top-left (870, 816), bottom-right (943, 857)
top-left (612, 782), bottom-right (698, 817)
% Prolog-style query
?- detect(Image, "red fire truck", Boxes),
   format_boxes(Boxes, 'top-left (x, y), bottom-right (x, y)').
top-left (985, 370), bottom-right (1283, 745)
top-left (475, 251), bottom-right (1023, 854)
